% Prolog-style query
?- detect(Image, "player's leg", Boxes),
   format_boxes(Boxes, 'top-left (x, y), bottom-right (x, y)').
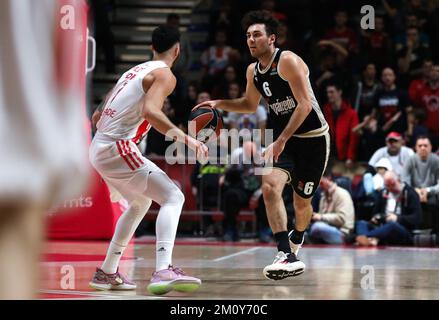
top-left (289, 192), bottom-right (313, 252)
top-left (142, 170), bottom-right (201, 295)
top-left (261, 169), bottom-right (289, 250)
top-left (261, 169), bottom-right (305, 280)
top-left (0, 203), bottom-right (45, 299)
top-left (289, 133), bottom-right (330, 254)
top-left (90, 194), bottom-right (152, 291)
top-left (89, 141), bottom-right (156, 290)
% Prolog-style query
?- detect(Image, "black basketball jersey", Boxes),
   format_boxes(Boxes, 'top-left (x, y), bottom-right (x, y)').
top-left (253, 48), bottom-right (328, 139)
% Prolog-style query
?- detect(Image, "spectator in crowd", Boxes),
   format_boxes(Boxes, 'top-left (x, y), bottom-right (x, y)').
top-left (307, 174), bottom-right (355, 244)
top-left (322, 9), bottom-right (358, 56)
top-left (200, 29), bottom-right (241, 91)
top-left (351, 63), bottom-right (382, 161)
top-left (364, 157), bottom-right (394, 197)
top-left (397, 27), bottom-right (431, 84)
top-left (166, 13), bottom-right (193, 100)
top-left (408, 59), bottom-right (432, 103)
top-left (314, 51), bottom-right (344, 103)
top-left (222, 141), bottom-right (266, 242)
top-left (259, 0), bottom-right (287, 22)
top-left (402, 136), bottom-right (439, 232)
top-left (404, 108), bottom-right (428, 148)
top-left (196, 91), bottom-right (212, 105)
top-left (395, 15), bottom-right (430, 52)
top-left (317, 39), bottom-right (349, 65)
top-left (360, 15), bottom-right (393, 70)
top-left (191, 154), bottom-right (226, 237)
top-left (211, 65), bottom-right (240, 99)
top-left (352, 111), bottom-right (385, 162)
top-left (381, 0), bottom-right (405, 34)
top-left (323, 83), bottom-right (359, 172)
top-left (374, 67), bottom-right (411, 134)
top-left (358, 157), bottom-right (394, 222)
top-left (355, 170), bottom-right (422, 246)
top-left (351, 63), bottom-right (381, 122)
top-left (410, 63), bottom-right (439, 149)
top-left (145, 98), bottom-right (179, 156)
top-left (177, 82), bottom-right (199, 127)
top-left (403, 0), bottom-right (429, 31)
top-left (276, 21), bottom-right (296, 52)
top-left (369, 131), bottom-right (415, 177)
top-left (209, 0), bottom-right (241, 48)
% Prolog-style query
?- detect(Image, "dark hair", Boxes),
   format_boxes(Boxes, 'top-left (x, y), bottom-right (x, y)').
top-left (416, 135), bottom-right (431, 144)
top-left (412, 108), bottom-right (427, 122)
top-left (152, 25), bottom-right (180, 53)
top-left (326, 82), bottom-right (343, 91)
top-left (241, 10), bottom-right (279, 37)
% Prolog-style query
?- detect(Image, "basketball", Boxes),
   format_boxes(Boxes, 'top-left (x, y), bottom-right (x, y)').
top-left (188, 104), bottom-right (223, 143)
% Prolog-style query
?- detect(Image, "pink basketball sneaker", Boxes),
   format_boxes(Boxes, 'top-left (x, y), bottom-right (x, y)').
top-left (147, 265), bottom-right (201, 295)
top-left (89, 268), bottom-right (137, 290)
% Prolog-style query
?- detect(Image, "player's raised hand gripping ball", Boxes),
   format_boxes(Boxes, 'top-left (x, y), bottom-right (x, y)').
top-left (188, 103), bottom-right (223, 143)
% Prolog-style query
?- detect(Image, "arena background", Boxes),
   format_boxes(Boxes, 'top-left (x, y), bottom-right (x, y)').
top-left (3, 0), bottom-right (439, 303)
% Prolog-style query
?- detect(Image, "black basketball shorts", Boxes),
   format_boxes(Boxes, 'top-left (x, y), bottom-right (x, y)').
top-left (270, 132), bottom-right (330, 199)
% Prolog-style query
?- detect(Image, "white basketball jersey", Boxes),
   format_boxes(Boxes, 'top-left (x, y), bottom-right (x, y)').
top-left (96, 61), bottom-right (169, 143)
top-left (0, 0), bottom-right (89, 204)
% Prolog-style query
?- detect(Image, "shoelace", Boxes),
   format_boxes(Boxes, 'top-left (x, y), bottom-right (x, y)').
top-left (274, 252), bottom-right (287, 263)
top-left (99, 269), bottom-right (126, 284)
top-left (170, 266), bottom-right (186, 275)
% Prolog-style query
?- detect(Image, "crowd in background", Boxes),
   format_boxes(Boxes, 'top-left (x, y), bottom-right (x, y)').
top-left (94, 0), bottom-right (439, 246)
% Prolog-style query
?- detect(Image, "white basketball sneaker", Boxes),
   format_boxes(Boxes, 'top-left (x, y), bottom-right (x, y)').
top-left (263, 251), bottom-right (306, 280)
top-left (288, 230), bottom-right (304, 256)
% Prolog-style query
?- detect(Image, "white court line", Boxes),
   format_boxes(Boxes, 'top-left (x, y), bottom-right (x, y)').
top-left (40, 289), bottom-right (122, 299)
top-left (39, 289), bottom-right (165, 300)
top-left (213, 247), bottom-right (261, 262)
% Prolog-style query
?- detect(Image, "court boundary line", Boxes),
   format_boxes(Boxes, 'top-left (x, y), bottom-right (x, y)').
top-left (39, 289), bottom-right (163, 300)
top-left (212, 247), bottom-right (261, 262)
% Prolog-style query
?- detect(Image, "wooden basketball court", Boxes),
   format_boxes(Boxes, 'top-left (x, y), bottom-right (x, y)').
top-left (39, 237), bottom-right (439, 300)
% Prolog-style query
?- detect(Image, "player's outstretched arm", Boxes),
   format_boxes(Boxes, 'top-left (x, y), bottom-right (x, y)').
top-left (142, 68), bottom-right (207, 156)
top-left (193, 64), bottom-right (261, 113)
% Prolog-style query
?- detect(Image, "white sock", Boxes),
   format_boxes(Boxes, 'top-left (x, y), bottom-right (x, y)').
top-left (101, 241), bottom-right (126, 274)
top-left (155, 240), bottom-right (173, 271)
top-left (101, 198), bottom-right (151, 274)
top-left (142, 172), bottom-right (184, 271)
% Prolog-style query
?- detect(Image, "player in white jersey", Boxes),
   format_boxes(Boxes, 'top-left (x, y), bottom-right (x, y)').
top-left (89, 25), bottom-right (207, 295)
top-left (0, 0), bottom-right (89, 299)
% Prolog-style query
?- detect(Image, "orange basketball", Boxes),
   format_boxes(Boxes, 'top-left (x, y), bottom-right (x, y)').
top-left (188, 104), bottom-right (223, 143)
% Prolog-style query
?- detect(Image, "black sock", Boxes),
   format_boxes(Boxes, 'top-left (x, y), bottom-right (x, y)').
top-left (274, 231), bottom-right (291, 254)
top-left (290, 229), bottom-right (305, 245)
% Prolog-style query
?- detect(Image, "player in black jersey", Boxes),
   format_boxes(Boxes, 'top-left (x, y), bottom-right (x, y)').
top-left (194, 10), bottom-right (330, 280)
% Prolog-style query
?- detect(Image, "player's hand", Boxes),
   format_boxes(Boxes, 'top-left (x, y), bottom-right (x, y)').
top-left (186, 135), bottom-right (209, 162)
top-left (262, 139), bottom-right (285, 163)
top-left (192, 100), bottom-right (220, 112)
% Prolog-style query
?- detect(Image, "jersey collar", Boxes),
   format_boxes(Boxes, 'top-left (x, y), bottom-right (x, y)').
top-left (257, 48), bottom-right (279, 74)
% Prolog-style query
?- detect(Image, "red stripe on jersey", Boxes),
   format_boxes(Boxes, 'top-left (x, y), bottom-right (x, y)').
top-left (133, 151), bottom-right (145, 165)
top-left (132, 120), bottom-right (151, 144)
top-left (116, 141), bottom-right (135, 171)
top-left (124, 140), bottom-right (140, 168)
